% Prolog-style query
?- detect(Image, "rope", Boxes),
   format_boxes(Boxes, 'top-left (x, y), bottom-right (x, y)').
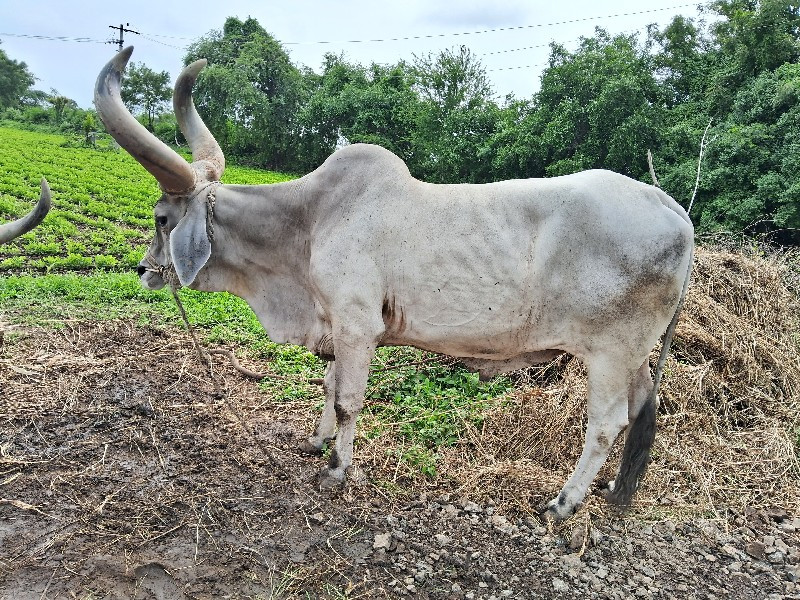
top-left (166, 280), bottom-right (307, 486)
top-left (207, 349), bottom-right (267, 380)
top-left (144, 184), bottom-right (318, 490)
top-left (204, 183), bottom-right (218, 242)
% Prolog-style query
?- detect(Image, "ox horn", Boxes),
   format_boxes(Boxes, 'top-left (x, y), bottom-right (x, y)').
top-left (174, 59), bottom-right (225, 182)
top-left (0, 178), bottom-right (51, 244)
top-left (94, 47), bottom-right (196, 195)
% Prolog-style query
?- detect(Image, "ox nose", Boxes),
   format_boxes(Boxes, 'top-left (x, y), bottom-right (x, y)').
top-left (137, 265), bottom-right (147, 277)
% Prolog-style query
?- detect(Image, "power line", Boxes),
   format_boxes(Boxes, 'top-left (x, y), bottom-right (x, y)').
top-left (143, 32), bottom-right (194, 41)
top-left (484, 43), bottom-right (551, 56)
top-left (487, 63), bottom-right (549, 73)
top-left (482, 25), bottom-right (660, 60)
top-left (280, 3), bottom-right (699, 45)
top-left (137, 33), bottom-right (186, 50)
top-left (0, 31), bottom-right (105, 44)
top-left (127, 2), bottom-right (702, 48)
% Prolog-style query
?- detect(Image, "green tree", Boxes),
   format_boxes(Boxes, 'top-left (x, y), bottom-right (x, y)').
top-left (297, 56), bottom-right (423, 172)
top-left (486, 98), bottom-right (542, 180)
top-left (412, 45), bottom-right (493, 113)
top-left (651, 15), bottom-right (710, 108)
top-left (649, 3), bottom-right (800, 242)
top-left (520, 30), bottom-right (663, 178)
top-left (0, 43), bottom-right (35, 109)
top-left (20, 88), bottom-right (48, 107)
top-left (694, 63), bottom-right (800, 240)
top-left (708, 0), bottom-right (800, 113)
top-left (47, 90), bottom-right (77, 124)
top-left (120, 62), bottom-right (172, 132)
top-left (83, 112), bottom-right (97, 146)
top-left (343, 63), bottom-right (420, 161)
top-left (296, 54), bottom-right (370, 169)
top-left (185, 16), bottom-right (304, 170)
top-left (410, 46), bottom-right (499, 182)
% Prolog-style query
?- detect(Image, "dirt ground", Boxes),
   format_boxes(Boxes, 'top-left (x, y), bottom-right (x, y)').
top-left (1, 320), bottom-right (798, 599)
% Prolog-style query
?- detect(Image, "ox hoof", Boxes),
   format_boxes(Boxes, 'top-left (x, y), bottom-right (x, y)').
top-left (298, 439), bottom-right (325, 456)
top-left (542, 494), bottom-right (578, 522)
top-left (318, 466), bottom-right (346, 491)
top-left (599, 479), bottom-right (616, 502)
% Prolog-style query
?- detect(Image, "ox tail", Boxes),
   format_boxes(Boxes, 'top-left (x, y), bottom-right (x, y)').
top-left (608, 246), bottom-right (694, 507)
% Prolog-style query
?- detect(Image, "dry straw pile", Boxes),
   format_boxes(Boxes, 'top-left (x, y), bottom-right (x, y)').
top-left (434, 245), bottom-right (800, 517)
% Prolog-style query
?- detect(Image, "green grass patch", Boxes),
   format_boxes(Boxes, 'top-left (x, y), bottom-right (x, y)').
top-left (0, 272), bottom-right (262, 336)
top-left (362, 346), bottom-right (511, 456)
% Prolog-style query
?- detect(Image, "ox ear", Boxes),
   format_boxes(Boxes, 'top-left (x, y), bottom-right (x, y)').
top-left (169, 197), bottom-right (211, 286)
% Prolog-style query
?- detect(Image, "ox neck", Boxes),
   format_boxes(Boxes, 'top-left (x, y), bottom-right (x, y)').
top-left (189, 179), bottom-right (311, 296)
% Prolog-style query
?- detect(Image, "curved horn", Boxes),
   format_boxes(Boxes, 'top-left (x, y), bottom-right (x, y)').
top-left (174, 59), bottom-right (225, 181)
top-left (0, 178), bottom-right (51, 244)
top-left (94, 47), bottom-right (196, 194)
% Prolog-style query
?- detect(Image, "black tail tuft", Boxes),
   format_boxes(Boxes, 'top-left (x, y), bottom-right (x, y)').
top-left (607, 396), bottom-right (657, 507)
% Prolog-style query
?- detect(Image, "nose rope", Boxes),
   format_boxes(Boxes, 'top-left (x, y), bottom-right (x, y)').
top-left (141, 184), bottom-right (221, 376)
top-left (142, 182), bottom-right (274, 383)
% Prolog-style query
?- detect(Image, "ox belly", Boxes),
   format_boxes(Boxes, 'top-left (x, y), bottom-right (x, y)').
top-left (377, 274), bottom-right (563, 361)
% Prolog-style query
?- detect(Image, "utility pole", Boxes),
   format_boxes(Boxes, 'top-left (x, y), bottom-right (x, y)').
top-left (108, 23), bottom-right (139, 51)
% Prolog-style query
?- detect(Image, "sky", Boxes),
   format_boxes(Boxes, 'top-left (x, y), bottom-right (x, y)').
top-left (0, 1), bottom-right (711, 109)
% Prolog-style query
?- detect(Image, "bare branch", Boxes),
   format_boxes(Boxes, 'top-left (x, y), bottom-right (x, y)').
top-left (647, 149), bottom-right (660, 188)
top-left (688, 117), bottom-right (713, 215)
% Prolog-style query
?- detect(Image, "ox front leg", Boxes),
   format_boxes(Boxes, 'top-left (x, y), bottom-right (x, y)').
top-left (299, 362), bottom-right (337, 455)
top-left (545, 358), bottom-right (636, 520)
top-left (318, 331), bottom-right (378, 490)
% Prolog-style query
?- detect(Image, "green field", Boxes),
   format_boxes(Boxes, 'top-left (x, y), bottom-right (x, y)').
top-left (0, 126), bottom-right (294, 272)
top-left (0, 126), bottom-right (511, 476)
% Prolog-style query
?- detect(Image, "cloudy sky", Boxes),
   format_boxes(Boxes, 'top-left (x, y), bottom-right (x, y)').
top-left (0, 1), bottom-right (709, 109)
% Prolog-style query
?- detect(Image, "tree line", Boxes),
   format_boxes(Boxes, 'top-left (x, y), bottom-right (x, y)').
top-left (1, 0), bottom-right (798, 242)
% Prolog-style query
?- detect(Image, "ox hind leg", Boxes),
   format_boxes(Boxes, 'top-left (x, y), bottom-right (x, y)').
top-left (545, 354), bottom-right (647, 520)
top-left (299, 362), bottom-right (336, 455)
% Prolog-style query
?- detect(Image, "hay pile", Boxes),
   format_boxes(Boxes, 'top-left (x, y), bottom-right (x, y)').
top-left (437, 246), bottom-right (800, 517)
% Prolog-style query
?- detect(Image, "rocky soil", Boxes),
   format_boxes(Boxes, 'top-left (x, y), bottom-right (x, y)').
top-left (363, 495), bottom-right (800, 599)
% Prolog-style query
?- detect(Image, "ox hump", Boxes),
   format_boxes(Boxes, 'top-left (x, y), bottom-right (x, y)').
top-left (320, 144), bottom-right (412, 182)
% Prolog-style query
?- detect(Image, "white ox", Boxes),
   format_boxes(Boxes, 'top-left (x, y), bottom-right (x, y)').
top-left (0, 179), bottom-right (51, 244)
top-left (95, 48), bottom-right (693, 520)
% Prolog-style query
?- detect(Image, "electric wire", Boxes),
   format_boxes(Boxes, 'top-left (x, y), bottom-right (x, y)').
top-left (0, 31), bottom-right (106, 44)
top-left (279, 3), bottom-right (699, 45)
top-left (0, 2), bottom-right (707, 79)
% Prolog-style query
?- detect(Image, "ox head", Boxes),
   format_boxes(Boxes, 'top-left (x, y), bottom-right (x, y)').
top-left (0, 179), bottom-right (51, 244)
top-left (94, 47), bottom-right (225, 290)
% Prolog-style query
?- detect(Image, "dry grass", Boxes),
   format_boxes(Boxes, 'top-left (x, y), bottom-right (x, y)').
top-left (419, 245), bottom-right (800, 519)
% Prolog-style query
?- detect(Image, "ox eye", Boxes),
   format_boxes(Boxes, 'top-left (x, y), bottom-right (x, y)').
top-left (155, 216), bottom-right (168, 228)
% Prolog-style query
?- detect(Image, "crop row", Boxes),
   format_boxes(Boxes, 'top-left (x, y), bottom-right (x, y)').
top-left (0, 126), bottom-right (294, 272)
